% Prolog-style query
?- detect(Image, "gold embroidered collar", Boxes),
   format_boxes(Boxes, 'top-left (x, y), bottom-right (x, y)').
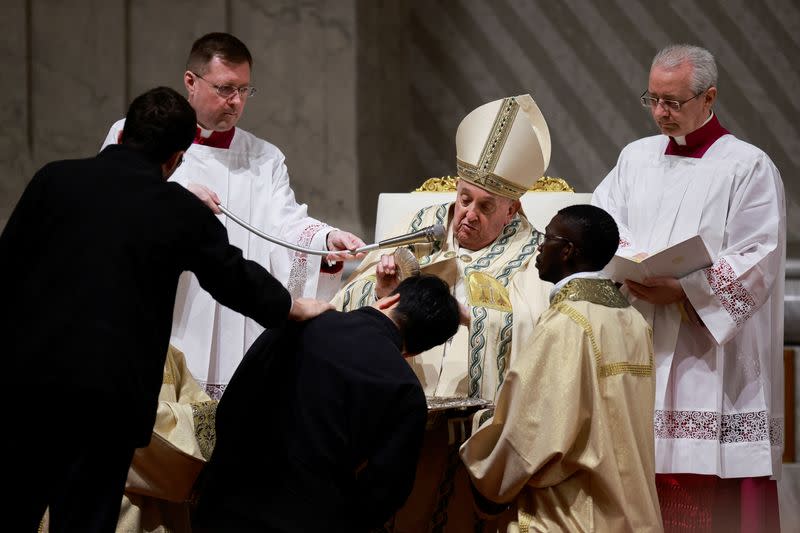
top-left (550, 278), bottom-right (629, 308)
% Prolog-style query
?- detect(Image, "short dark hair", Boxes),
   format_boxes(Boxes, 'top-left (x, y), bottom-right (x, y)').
top-left (557, 204), bottom-right (620, 271)
top-left (187, 32), bottom-right (253, 74)
top-left (120, 87), bottom-right (196, 165)
top-left (390, 274), bottom-right (460, 355)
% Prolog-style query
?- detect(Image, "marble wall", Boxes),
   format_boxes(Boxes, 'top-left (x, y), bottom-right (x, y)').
top-left (396, 0), bottom-right (800, 246)
top-left (1, 0), bottom-right (798, 243)
top-left (0, 0), bottom-right (361, 234)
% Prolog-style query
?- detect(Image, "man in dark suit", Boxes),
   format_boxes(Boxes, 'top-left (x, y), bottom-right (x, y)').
top-left (2, 86), bottom-right (332, 533)
top-left (192, 274), bottom-right (463, 533)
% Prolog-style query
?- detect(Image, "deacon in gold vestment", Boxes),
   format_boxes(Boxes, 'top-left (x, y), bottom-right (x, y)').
top-left (331, 95), bottom-right (553, 531)
top-left (461, 205), bottom-right (662, 532)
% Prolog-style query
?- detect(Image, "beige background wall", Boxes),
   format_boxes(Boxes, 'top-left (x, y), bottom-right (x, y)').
top-left (1, 0), bottom-right (798, 245)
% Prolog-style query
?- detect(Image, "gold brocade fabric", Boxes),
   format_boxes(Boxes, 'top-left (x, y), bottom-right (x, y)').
top-left (460, 280), bottom-right (663, 532)
top-left (119, 346), bottom-right (217, 533)
top-left (467, 271), bottom-right (513, 312)
top-left (330, 203), bottom-right (552, 532)
top-left (550, 278), bottom-right (629, 308)
top-left (191, 401), bottom-right (217, 461)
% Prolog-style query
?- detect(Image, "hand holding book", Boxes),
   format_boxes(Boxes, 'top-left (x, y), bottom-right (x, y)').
top-left (603, 235), bottom-right (713, 285)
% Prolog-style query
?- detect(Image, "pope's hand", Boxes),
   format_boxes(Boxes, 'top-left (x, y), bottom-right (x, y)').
top-left (375, 254), bottom-right (400, 299)
top-left (186, 182), bottom-right (222, 214)
top-left (326, 230), bottom-right (367, 262)
top-left (289, 298), bottom-right (334, 321)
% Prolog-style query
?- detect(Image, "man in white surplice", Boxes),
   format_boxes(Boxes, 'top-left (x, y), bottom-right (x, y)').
top-left (593, 44), bottom-right (785, 531)
top-left (102, 33), bottom-right (364, 399)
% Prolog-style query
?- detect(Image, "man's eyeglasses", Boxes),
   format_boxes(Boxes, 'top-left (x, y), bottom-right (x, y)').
top-left (542, 233), bottom-right (573, 245)
top-left (640, 89), bottom-right (704, 112)
top-left (192, 72), bottom-right (256, 99)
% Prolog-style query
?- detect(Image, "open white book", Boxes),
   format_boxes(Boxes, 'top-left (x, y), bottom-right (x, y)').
top-left (604, 234), bottom-right (713, 284)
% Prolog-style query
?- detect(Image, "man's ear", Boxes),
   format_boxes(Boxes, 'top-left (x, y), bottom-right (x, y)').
top-left (375, 292), bottom-right (400, 311)
top-left (705, 86), bottom-right (717, 106)
top-left (563, 241), bottom-right (578, 260)
top-left (184, 71), bottom-right (195, 95)
top-left (161, 151), bottom-right (183, 180)
top-left (116, 131), bottom-right (123, 144)
top-left (506, 199), bottom-right (521, 223)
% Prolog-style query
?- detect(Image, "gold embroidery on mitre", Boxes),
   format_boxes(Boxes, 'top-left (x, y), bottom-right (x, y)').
top-left (457, 97), bottom-right (527, 200)
top-left (478, 97), bottom-right (519, 174)
top-left (457, 160), bottom-right (527, 200)
top-left (466, 271), bottom-right (512, 312)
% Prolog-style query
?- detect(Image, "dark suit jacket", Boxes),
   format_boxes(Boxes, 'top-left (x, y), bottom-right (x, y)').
top-left (1, 145), bottom-right (292, 446)
top-left (194, 307), bottom-right (428, 533)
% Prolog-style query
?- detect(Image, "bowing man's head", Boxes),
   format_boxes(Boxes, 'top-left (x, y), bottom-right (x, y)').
top-left (535, 204), bottom-right (619, 284)
top-left (373, 274), bottom-right (461, 357)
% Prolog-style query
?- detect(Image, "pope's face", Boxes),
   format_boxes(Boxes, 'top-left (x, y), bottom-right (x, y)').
top-left (452, 180), bottom-right (519, 251)
top-left (185, 56), bottom-right (251, 131)
top-left (647, 62), bottom-right (716, 138)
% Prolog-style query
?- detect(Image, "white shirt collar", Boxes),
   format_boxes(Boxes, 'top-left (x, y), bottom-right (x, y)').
top-left (673, 111), bottom-right (714, 146)
top-left (197, 125), bottom-right (214, 139)
top-left (549, 271), bottom-right (605, 302)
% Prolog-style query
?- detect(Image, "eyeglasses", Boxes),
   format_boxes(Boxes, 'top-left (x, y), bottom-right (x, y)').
top-left (640, 89), bottom-right (704, 112)
top-left (191, 72), bottom-right (256, 99)
top-left (542, 233), bottom-right (573, 245)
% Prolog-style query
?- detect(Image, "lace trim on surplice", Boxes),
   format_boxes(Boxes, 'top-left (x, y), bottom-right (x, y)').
top-left (287, 223), bottom-right (327, 298)
top-left (654, 409), bottom-right (783, 445)
top-left (704, 258), bottom-right (756, 327)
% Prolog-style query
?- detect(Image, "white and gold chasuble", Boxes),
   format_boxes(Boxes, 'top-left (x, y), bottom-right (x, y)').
top-left (461, 279), bottom-right (663, 533)
top-left (331, 202), bottom-right (551, 532)
top-left (332, 202), bottom-right (550, 401)
top-left (593, 132), bottom-right (785, 479)
top-left (103, 120), bottom-right (341, 398)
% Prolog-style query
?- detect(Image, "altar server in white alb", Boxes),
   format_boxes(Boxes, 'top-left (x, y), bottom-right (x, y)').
top-left (102, 33), bottom-right (364, 399)
top-left (592, 44), bottom-right (785, 532)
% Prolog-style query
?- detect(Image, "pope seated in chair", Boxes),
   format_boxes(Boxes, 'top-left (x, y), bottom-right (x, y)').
top-left (330, 94), bottom-right (556, 532)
